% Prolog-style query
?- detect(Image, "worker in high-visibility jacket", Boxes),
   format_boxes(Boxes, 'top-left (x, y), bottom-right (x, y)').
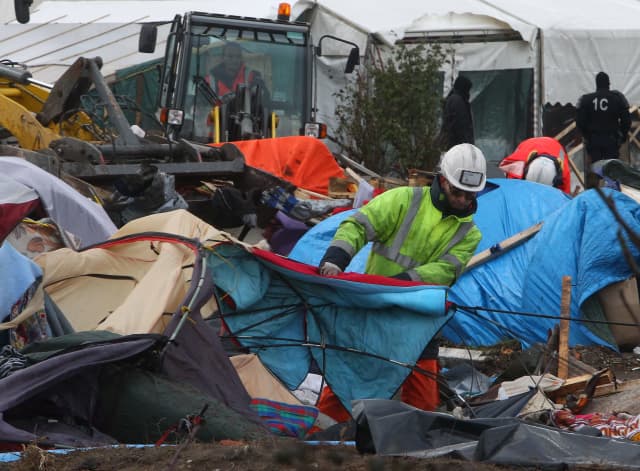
top-left (317, 143), bottom-right (487, 423)
top-left (209, 42), bottom-right (260, 97)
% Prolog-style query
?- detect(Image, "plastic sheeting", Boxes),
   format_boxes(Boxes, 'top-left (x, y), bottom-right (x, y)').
top-left (221, 136), bottom-right (346, 196)
top-left (353, 399), bottom-right (640, 468)
top-left (290, 179), bottom-right (640, 348)
top-left (448, 184), bottom-right (640, 348)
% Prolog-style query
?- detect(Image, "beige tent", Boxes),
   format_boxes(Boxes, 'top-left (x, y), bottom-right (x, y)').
top-left (1, 209), bottom-right (241, 335)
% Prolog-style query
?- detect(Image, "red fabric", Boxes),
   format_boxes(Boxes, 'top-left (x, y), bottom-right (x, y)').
top-left (251, 247), bottom-right (430, 287)
top-left (206, 64), bottom-right (250, 96)
top-left (317, 359), bottom-right (440, 422)
top-left (217, 64), bottom-right (245, 96)
top-left (499, 136), bottom-right (572, 194)
top-left (331, 206), bottom-right (354, 215)
top-left (212, 136), bottom-right (345, 195)
top-left (316, 385), bottom-right (352, 423)
top-left (0, 199), bottom-right (40, 242)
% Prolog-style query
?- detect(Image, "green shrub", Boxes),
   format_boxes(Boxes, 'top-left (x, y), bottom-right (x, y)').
top-left (333, 43), bottom-right (446, 176)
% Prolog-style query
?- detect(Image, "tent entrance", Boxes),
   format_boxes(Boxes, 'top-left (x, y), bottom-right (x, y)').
top-left (462, 68), bottom-right (533, 176)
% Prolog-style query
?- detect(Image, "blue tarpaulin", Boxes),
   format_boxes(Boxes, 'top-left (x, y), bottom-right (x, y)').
top-left (290, 179), bottom-right (640, 348)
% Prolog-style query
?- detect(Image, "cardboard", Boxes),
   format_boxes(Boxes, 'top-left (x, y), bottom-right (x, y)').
top-left (598, 276), bottom-right (640, 350)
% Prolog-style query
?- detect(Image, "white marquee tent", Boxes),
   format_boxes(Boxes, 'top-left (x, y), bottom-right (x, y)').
top-left (1, 0), bottom-right (640, 165)
top-left (0, 0), bottom-right (278, 83)
top-left (294, 0), bottom-right (640, 164)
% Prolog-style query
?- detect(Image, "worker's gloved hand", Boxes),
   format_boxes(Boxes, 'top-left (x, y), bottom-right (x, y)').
top-left (319, 262), bottom-right (343, 276)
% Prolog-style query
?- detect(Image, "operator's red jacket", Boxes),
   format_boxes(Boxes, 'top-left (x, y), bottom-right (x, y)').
top-left (499, 136), bottom-right (572, 194)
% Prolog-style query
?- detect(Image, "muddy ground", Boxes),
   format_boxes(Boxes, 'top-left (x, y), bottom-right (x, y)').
top-left (4, 343), bottom-right (640, 471)
top-left (2, 440), bottom-right (627, 471)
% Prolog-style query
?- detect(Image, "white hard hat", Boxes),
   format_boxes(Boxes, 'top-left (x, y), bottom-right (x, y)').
top-left (440, 143), bottom-right (487, 192)
top-left (524, 156), bottom-right (558, 187)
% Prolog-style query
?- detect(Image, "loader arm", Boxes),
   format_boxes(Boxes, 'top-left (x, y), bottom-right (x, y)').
top-left (0, 62), bottom-right (100, 150)
top-left (0, 87), bottom-right (59, 150)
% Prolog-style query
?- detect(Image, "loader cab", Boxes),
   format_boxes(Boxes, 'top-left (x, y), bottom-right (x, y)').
top-left (143, 12), bottom-right (313, 144)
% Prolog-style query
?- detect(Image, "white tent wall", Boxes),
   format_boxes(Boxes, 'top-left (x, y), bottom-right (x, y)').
top-left (542, 29), bottom-right (640, 106)
top-left (0, 1), bottom-right (279, 83)
top-left (300, 2), bottom-right (370, 138)
top-left (294, 0), bottom-right (538, 168)
top-left (488, 0), bottom-right (640, 106)
top-left (295, 0), bottom-right (640, 171)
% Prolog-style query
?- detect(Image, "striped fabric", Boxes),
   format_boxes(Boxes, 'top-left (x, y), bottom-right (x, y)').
top-left (552, 409), bottom-right (640, 441)
top-left (250, 398), bottom-right (318, 438)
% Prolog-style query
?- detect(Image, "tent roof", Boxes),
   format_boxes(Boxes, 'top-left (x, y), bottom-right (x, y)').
top-left (293, 0), bottom-right (536, 45)
top-left (296, 0), bottom-right (640, 41)
top-left (0, 1), bottom-right (278, 83)
top-left (487, 0), bottom-right (640, 31)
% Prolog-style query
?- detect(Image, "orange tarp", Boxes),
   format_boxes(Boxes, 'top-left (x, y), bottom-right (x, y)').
top-left (215, 136), bottom-right (345, 195)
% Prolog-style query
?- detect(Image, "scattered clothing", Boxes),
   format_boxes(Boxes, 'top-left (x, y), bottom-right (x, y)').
top-left (0, 345), bottom-right (28, 379)
top-left (552, 409), bottom-right (640, 441)
top-left (250, 398), bottom-right (318, 438)
top-left (260, 186), bottom-right (351, 221)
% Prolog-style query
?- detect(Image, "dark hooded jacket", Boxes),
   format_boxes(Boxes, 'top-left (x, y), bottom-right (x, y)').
top-left (576, 72), bottom-right (630, 145)
top-left (439, 76), bottom-right (475, 149)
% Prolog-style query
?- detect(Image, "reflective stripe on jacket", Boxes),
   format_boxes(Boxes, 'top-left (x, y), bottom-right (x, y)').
top-left (329, 186), bottom-right (481, 285)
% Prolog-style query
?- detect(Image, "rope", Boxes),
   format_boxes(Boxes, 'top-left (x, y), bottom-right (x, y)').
top-left (454, 304), bottom-right (640, 328)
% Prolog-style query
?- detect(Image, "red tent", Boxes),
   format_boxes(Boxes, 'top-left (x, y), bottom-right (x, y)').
top-left (499, 137), bottom-right (572, 194)
top-left (0, 178), bottom-right (40, 241)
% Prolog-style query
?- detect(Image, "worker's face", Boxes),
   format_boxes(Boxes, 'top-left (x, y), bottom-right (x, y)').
top-left (442, 177), bottom-right (477, 210)
top-left (222, 47), bottom-right (243, 76)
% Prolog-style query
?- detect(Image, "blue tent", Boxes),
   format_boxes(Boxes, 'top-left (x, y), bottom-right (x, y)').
top-left (206, 244), bottom-right (449, 411)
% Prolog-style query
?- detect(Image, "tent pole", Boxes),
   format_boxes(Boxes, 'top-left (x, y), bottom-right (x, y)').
top-left (534, 28), bottom-right (543, 136)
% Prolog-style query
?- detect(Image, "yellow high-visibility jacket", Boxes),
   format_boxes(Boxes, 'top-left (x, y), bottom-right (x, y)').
top-left (329, 186), bottom-right (481, 285)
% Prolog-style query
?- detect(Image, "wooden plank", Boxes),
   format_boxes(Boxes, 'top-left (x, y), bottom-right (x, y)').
top-left (548, 370), bottom-right (614, 402)
top-left (593, 377), bottom-right (640, 398)
top-left (568, 143), bottom-right (583, 157)
top-left (327, 191), bottom-right (355, 199)
top-left (465, 222), bottom-right (542, 270)
top-left (335, 153), bottom-right (382, 179)
top-left (344, 166), bottom-right (363, 182)
top-left (566, 149), bottom-right (585, 188)
top-left (557, 276), bottom-right (572, 379)
top-left (294, 187), bottom-right (332, 200)
top-left (553, 121), bottom-right (576, 142)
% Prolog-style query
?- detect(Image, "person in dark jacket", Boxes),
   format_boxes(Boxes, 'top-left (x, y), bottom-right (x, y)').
top-left (438, 76), bottom-right (475, 149)
top-left (576, 72), bottom-right (631, 188)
